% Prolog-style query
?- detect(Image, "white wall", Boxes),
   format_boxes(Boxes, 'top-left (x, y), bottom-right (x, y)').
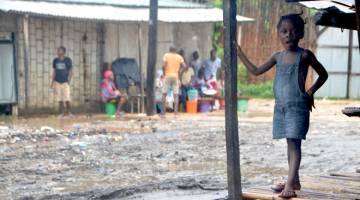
top-left (104, 22), bottom-right (213, 73)
top-left (315, 27), bottom-right (360, 98)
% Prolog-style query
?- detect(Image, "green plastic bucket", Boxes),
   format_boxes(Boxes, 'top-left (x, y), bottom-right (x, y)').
top-left (105, 102), bottom-right (117, 116)
top-left (237, 99), bottom-right (248, 112)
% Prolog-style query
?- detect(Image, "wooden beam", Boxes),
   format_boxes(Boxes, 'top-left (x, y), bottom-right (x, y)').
top-left (242, 192), bottom-right (309, 200)
top-left (138, 23), bottom-right (145, 113)
top-left (22, 14), bottom-right (30, 110)
top-left (346, 30), bottom-right (353, 99)
top-left (356, 0), bottom-right (360, 53)
top-left (223, 0), bottom-right (242, 199)
top-left (97, 22), bottom-right (105, 86)
top-left (145, 0), bottom-right (158, 116)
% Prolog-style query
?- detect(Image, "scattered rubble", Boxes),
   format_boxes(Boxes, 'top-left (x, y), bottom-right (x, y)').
top-left (0, 100), bottom-right (358, 199)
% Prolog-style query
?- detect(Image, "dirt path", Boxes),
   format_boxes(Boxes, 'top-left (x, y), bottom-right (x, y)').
top-left (0, 99), bottom-right (359, 199)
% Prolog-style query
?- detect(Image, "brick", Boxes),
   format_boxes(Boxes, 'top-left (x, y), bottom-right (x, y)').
top-left (55, 36), bottom-right (61, 48)
top-left (36, 28), bottom-right (42, 40)
top-left (49, 40), bottom-right (55, 52)
top-left (68, 40), bottom-right (74, 52)
top-left (43, 38), bottom-right (50, 49)
top-left (30, 47), bottom-right (36, 59)
top-left (30, 60), bottom-right (36, 73)
top-left (36, 53), bottom-right (43, 63)
top-left (36, 40), bottom-right (43, 52)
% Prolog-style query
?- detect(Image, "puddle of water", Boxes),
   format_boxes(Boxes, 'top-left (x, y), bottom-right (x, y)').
top-left (124, 189), bottom-right (228, 200)
top-left (0, 115), bottom-right (102, 129)
top-left (125, 131), bottom-right (181, 142)
top-left (166, 162), bottom-right (226, 172)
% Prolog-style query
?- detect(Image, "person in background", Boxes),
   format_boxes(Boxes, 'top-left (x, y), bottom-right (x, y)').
top-left (192, 67), bottom-right (207, 97)
top-left (190, 51), bottom-right (201, 79)
top-left (162, 46), bottom-right (185, 114)
top-left (178, 49), bottom-right (187, 66)
top-left (155, 70), bottom-right (165, 115)
top-left (179, 62), bottom-right (195, 111)
top-left (202, 49), bottom-right (222, 82)
top-left (51, 46), bottom-right (73, 118)
top-left (100, 70), bottom-right (128, 117)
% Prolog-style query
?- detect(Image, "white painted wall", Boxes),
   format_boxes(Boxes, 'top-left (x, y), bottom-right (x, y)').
top-left (315, 27), bottom-right (360, 98)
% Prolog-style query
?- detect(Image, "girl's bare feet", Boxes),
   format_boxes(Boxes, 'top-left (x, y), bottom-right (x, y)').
top-left (271, 179), bottom-right (301, 192)
top-left (279, 189), bottom-right (297, 198)
top-left (278, 181), bottom-right (298, 198)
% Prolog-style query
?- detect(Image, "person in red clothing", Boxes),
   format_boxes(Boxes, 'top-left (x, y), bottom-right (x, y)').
top-left (100, 70), bottom-right (128, 117)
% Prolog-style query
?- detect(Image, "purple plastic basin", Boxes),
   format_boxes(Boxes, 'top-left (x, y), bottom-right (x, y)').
top-left (198, 100), bottom-right (212, 113)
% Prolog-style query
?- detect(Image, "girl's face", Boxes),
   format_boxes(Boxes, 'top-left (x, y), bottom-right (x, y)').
top-left (278, 20), bottom-right (301, 51)
top-left (110, 74), bottom-right (114, 80)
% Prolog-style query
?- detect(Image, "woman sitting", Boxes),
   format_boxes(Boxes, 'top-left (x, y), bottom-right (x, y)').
top-left (101, 70), bottom-right (128, 117)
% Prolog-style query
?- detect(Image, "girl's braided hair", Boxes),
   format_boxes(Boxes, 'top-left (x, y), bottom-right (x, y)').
top-left (277, 11), bottom-right (306, 38)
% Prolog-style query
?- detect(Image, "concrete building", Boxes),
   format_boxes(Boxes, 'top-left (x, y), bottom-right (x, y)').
top-left (0, 0), bottom-right (252, 114)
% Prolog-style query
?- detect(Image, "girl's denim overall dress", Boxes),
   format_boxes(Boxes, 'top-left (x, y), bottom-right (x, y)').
top-left (273, 48), bottom-right (310, 140)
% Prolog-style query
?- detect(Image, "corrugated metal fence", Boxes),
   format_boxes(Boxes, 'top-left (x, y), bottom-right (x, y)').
top-left (316, 28), bottom-right (360, 98)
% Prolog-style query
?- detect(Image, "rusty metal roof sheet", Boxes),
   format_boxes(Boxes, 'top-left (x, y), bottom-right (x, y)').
top-left (0, 0), bottom-right (253, 23)
top-left (294, 0), bottom-right (355, 13)
top-left (37, 0), bottom-right (208, 8)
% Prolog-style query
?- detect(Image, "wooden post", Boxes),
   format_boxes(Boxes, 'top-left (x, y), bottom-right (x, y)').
top-left (355, 0), bottom-right (360, 53)
top-left (223, 0), bottom-right (242, 199)
top-left (146, 0), bottom-right (158, 116)
top-left (97, 22), bottom-right (105, 73)
top-left (138, 23), bottom-right (145, 113)
top-left (346, 30), bottom-right (353, 99)
top-left (97, 22), bottom-right (105, 109)
top-left (23, 14), bottom-right (30, 110)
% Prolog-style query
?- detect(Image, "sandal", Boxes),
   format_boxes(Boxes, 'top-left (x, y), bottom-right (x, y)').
top-left (279, 190), bottom-right (297, 198)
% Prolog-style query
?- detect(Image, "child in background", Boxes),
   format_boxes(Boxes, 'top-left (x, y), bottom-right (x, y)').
top-left (237, 13), bottom-right (328, 198)
top-left (180, 64), bottom-right (195, 111)
top-left (190, 51), bottom-right (201, 79)
top-left (192, 68), bottom-right (207, 97)
top-left (205, 75), bottom-right (219, 91)
top-left (155, 70), bottom-right (165, 114)
top-left (101, 70), bottom-right (128, 117)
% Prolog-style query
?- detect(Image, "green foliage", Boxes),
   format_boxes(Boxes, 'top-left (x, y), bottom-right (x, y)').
top-left (238, 81), bottom-right (274, 99)
top-left (212, 22), bottom-right (224, 60)
top-left (237, 63), bottom-right (248, 84)
top-left (308, 8), bottom-right (318, 17)
top-left (211, 0), bottom-right (274, 99)
top-left (237, 64), bottom-right (273, 99)
top-left (212, 0), bottom-right (222, 8)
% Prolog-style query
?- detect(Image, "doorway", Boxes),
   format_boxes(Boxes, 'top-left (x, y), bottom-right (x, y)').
top-left (0, 32), bottom-right (17, 115)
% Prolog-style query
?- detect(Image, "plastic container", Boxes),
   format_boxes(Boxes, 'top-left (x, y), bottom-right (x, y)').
top-left (187, 89), bottom-right (198, 101)
top-left (198, 99), bottom-right (212, 113)
top-left (186, 100), bottom-right (198, 113)
top-left (237, 99), bottom-right (248, 112)
top-left (105, 102), bottom-right (117, 116)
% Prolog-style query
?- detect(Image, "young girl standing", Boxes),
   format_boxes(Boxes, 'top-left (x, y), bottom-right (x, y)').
top-left (237, 13), bottom-right (328, 198)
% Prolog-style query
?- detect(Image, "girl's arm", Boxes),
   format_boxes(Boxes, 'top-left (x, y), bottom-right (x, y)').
top-left (237, 46), bottom-right (277, 76)
top-left (305, 50), bottom-right (328, 96)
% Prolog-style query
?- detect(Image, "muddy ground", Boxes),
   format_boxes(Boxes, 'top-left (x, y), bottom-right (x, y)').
top-left (0, 99), bottom-right (359, 200)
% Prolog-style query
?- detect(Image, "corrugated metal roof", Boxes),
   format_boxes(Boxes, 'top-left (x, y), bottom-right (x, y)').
top-left (0, 0), bottom-right (254, 23)
top-left (298, 0), bottom-right (355, 13)
top-left (38, 0), bottom-right (208, 8)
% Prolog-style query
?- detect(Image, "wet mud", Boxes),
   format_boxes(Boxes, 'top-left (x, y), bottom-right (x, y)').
top-left (0, 99), bottom-right (359, 199)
